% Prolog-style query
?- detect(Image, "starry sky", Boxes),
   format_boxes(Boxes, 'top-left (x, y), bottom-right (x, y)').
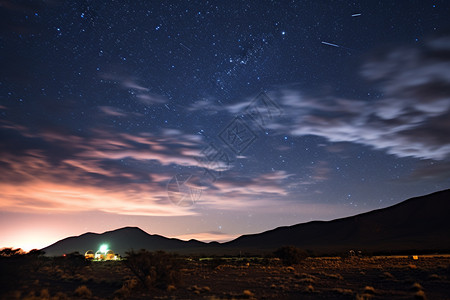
top-left (1, 1), bottom-right (450, 251)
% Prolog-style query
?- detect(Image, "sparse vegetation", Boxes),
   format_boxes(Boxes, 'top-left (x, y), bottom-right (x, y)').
top-left (382, 271), bottom-right (395, 279)
top-left (364, 286), bottom-right (376, 294)
top-left (53, 252), bottom-right (90, 276)
top-left (414, 290), bottom-right (427, 300)
top-left (124, 249), bottom-right (183, 290)
top-left (333, 287), bottom-right (353, 295)
top-left (273, 246), bottom-right (307, 266)
top-left (305, 284), bottom-right (314, 292)
top-left (0, 251), bottom-right (449, 299)
top-left (410, 282), bottom-right (424, 292)
top-left (74, 285), bottom-right (92, 298)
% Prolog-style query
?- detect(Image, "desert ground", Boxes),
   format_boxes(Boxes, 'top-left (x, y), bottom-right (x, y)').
top-left (1, 252), bottom-right (449, 300)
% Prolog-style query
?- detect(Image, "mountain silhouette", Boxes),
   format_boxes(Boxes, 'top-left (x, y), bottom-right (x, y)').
top-left (224, 189), bottom-right (450, 254)
top-left (41, 226), bottom-right (206, 256)
top-left (41, 189), bottom-right (450, 256)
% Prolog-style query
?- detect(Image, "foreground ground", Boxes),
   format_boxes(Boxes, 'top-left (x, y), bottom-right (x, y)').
top-left (1, 255), bottom-right (449, 299)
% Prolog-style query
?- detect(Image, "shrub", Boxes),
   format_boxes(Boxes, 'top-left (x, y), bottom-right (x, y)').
top-left (124, 250), bottom-right (183, 290)
top-left (273, 246), bottom-right (307, 266)
top-left (414, 290), bottom-right (427, 300)
top-left (243, 289), bottom-right (254, 298)
top-left (364, 286), bottom-right (376, 294)
top-left (382, 271), bottom-right (395, 279)
top-left (305, 284), bottom-right (314, 293)
top-left (206, 257), bottom-right (224, 270)
top-left (333, 288), bottom-right (353, 295)
top-left (114, 278), bottom-right (139, 298)
top-left (0, 249), bottom-right (30, 294)
top-left (53, 252), bottom-right (90, 276)
top-left (54, 292), bottom-right (68, 300)
top-left (0, 247), bottom-right (25, 257)
top-left (25, 249), bottom-right (47, 273)
top-left (411, 282), bottom-right (424, 292)
top-left (356, 294), bottom-right (373, 300)
top-left (39, 288), bottom-right (50, 299)
top-left (74, 285), bottom-right (92, 298)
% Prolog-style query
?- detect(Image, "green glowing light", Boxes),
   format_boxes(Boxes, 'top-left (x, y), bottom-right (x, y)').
top-left (99, 244), bottom-right (108, 253)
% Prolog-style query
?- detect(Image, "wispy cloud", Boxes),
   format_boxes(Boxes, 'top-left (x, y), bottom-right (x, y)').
top-left (98, 106), bottom-right (128, 117)
top-left (0, 117), bottom-right (303, 215)
top-left (309, 161), bottom-right (332, 182)
top-left (274, 37), bottom-right (450, 160)
top-left (135, 93), bottom-right (168, 105)
top-left (0, 122), bottom-right (208, 216)
top-left (406, 160), bottom-right (450, 182)
top-left (194, 171), bottom-right (294, 210)
top-left (187, 36), bottom-right (450, 161)
top-left (99, 72), bottom-right (168, 105)
top-left (0, 180), bottom-right (194, 216)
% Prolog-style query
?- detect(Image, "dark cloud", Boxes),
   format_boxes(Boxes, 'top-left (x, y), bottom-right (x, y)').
top-left (259, 36), bottom-right (450, 161)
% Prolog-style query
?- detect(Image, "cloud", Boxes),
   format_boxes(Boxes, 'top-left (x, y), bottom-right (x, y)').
top-left (267, 36), bottom-right (450, 160)
top-left (2, 116), bottom-right (302, 214)
top-left (98, 106), bottom-right (127, 117)
top-left (309, 161), bottom-right (331, 182)
top-left (187, 36), bottom-right (450, 161)
top-left (99, 72), bottom-right (168, 105)
top-left (193, 171), bottom-right (294, 210)
top-left (186, 99), bottom-right (224, 115)
top-left (406, 160), bottom-right (450, 182)
top-left (0, 180), bottom-right (194, 217)
top-left (0, 122), bottom-right (211, 215)
top-left (122, 79), bottom-right (150, 92)
top-left (136, 93), bottom-right (167, 105)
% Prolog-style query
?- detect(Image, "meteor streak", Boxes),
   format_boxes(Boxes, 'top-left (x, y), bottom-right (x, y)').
top-left (321, 41), bottom-right (340, 48)
top-left (179, 43), bottom-right (192, 52)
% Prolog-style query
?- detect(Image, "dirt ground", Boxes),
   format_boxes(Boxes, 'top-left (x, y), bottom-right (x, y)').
top-left (2, 256), bottom-right (450, 299)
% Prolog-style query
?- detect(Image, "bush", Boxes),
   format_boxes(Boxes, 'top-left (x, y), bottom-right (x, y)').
top-left (207, 257), bottom-right (224, 270)
top-left (53, 252), bottom-right (90, 276)
top-left (25, 249), bottom-right (47, 273)
top-left (74, 285), bottom-right (92, 298)
top-left (273, 246), bottom-right (307, 266)
top-left (0, 248), bottom-right (35, 295)
top-left (0, 247), bottom-right (25, 257)
top-left (124, 250), bottom-right (183, 290)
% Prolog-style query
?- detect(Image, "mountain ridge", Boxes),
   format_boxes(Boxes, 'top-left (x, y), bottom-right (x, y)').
top-left (223, 189), bottom-right (450, 253)
top-left (41, 189), bottom-right (450, 256)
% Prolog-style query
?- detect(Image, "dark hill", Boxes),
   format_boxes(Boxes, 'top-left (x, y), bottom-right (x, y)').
top-left (224, 189), bottom-right (450, 254)
top-left (41, 226), bottom-right (206, 256)
top-left (41, 189), bottom-right (450, 256)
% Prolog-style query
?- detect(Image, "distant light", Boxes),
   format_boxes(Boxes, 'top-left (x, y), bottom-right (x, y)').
top-left (99, 244), bottom-right (108, 253)
top-left (281, 31), bottom-right (286, 35)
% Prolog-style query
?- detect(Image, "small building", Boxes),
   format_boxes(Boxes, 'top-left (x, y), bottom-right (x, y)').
top-left (106, 250), bottom-right (115, 260)
top-left (95, 250), bottom-right (105, 260)
top-left (85, 250), bottom-right (95, 260)
top-left (88, 244), bottom-right (118, 261)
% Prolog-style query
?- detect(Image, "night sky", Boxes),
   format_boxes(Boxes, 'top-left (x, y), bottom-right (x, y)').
top-left (1, 1), bottom-right (449, 251)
